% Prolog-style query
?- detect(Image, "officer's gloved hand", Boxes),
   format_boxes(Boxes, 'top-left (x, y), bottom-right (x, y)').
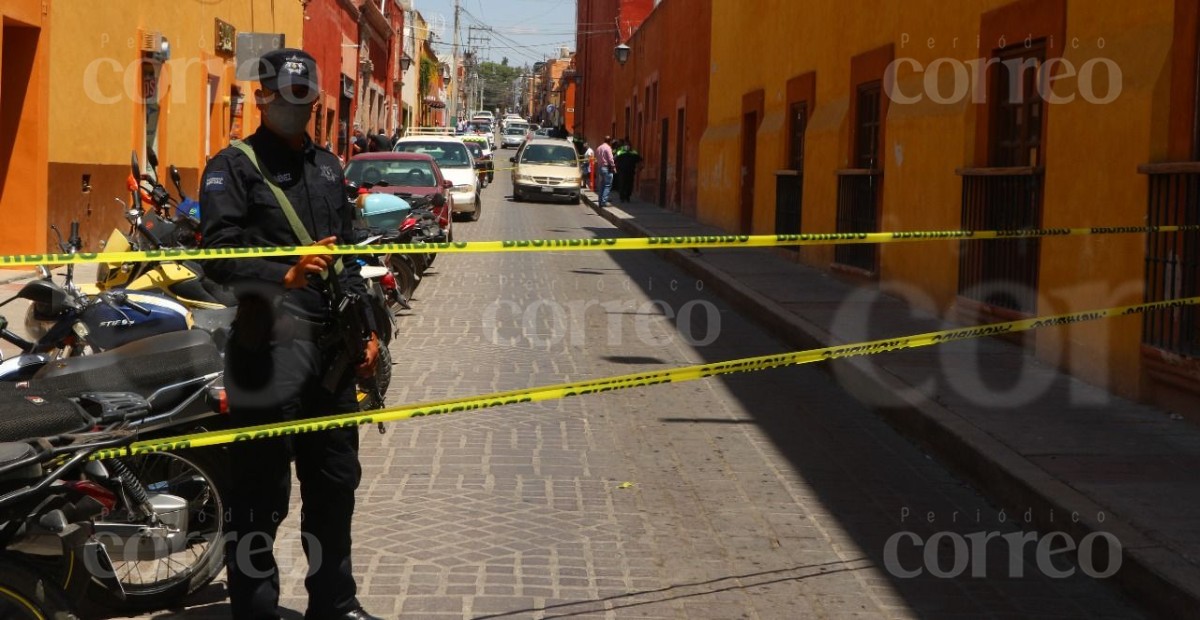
top-left (283, 236), bottom-right (338, 288)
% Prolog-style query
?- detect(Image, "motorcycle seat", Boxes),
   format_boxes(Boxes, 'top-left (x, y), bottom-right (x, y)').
top-left (31, 331), bottom-right (222, 411)
top-left (0, 385), bottom-right (92, 443)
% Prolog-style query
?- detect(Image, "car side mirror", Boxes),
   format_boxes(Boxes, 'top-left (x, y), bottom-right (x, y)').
top-left (431, 193), bottom-right (446, 208)
top-left (442, 179), bottom-right (454, 189)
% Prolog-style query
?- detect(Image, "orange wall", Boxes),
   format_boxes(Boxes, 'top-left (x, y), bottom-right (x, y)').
top-left (44, 0), bottom-right (302, 255)
top-left (0, 0), bottom-right (51, 258)
top-left (699, 0), bottom-right (1179, 406)
top-left (612, 0), bottom-right (711, 214)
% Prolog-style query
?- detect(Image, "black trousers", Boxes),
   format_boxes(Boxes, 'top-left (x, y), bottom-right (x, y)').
top-left (616, 165), bottom-right (636, 200)
top-left (223, 327), bottom-right (362, 620)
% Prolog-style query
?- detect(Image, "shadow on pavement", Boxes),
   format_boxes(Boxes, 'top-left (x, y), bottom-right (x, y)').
top-left (569, 222), bottom-right (1145, 617)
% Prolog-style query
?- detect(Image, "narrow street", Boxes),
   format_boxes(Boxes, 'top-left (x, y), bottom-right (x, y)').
top-left (119, 172), bottom-right (1143, 619)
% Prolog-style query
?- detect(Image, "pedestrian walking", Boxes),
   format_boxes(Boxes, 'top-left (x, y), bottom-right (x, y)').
top-left (199, 48), bottom-right (382, 620)
top-left (594, 136), bottom-right (615, 207)
top-left (351, 125), bottom-right (367, 155)
top-left (615, 139), bottom-right (643, 202)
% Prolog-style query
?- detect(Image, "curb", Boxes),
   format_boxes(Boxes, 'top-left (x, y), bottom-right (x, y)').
top-left (582, 192), bottom-right (1200, 619)
top-left (0, 270), bottom-right (37, 286)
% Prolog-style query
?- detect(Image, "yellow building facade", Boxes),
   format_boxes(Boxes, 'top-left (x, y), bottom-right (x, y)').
top-left (46, 0), bottom-right (303, 253)
top-left (0, 0), bottom-right (51, 258)
top-left (699, 0), bottom-right (1198, 413)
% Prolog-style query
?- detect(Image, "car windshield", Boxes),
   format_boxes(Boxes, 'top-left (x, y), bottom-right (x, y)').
top-left (469, 122), bottom-right (492, 133)
top-left (345, 159), bottom-right (438, 187)
top-left (394, 141), bottom-right (472, 169)
top-left (464, 143), bottom-right (486, 158)
top-left (520, 144), bottom-right (578, 165)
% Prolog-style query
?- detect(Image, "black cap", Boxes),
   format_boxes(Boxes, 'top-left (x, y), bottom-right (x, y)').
top-left (256, 48), bottom-right (319, 100)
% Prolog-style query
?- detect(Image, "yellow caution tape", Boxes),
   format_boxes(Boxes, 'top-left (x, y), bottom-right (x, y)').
top-left (88, 295), bottom-right (1200, 460)
top-left (4, 225), bottom-right (1199, 268)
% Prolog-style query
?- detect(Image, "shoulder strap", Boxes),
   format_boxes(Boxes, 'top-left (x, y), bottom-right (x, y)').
top-left (230, 140), bottom-right (342, 277)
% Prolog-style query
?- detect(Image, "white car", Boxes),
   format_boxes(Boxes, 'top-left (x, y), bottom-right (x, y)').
top-left (393, 136), bottom-right (482, 221)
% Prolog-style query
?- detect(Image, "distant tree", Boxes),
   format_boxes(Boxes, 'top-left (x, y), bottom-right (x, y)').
top-left (477, 61), bottom-right (522, 112)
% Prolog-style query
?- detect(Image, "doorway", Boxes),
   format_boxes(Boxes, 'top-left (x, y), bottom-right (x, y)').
top-left (740, 111), bottom-right (758, 234)
top-left (659, 117), bottom-right (669, 206)
top-left (675, 108), bottom-right (685, 211)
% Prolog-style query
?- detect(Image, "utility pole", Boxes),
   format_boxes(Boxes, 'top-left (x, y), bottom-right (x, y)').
top-left (467, 26), bottom-right (489, 115)
top-left (450, 0), bottom-right (462, 125)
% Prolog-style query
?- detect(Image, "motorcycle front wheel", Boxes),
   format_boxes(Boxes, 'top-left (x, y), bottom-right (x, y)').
top-left (87, 447), bottom-right (228, 613)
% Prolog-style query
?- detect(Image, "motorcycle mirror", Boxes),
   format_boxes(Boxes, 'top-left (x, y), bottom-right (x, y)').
top-left (49, 224), bottom-right (66, 253)
top-left (146, 146), bottom-right (159, 170)
top-left (130, 151), bottom-right (141, 179)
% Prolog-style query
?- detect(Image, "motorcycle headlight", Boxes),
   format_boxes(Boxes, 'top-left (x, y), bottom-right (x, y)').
top-left (23, 304), bottom-right (57, 341)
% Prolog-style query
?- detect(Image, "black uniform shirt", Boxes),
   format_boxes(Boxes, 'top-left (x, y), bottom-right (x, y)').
top-left (200, 125), bottom-right (369, 323)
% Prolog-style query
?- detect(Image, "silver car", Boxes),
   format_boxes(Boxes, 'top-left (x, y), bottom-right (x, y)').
top-left (501, 126), bottom-right (528, 149)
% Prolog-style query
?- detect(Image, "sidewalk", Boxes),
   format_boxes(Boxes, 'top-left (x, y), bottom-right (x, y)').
top-left (582, 190), bottom-right (1200, 618)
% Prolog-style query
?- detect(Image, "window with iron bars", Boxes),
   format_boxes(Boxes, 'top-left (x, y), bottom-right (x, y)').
top-left (957, 42), bottom-right (1046, 314)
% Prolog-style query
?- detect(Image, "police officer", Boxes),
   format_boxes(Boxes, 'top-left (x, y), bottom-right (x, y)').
top-left (199, 48), bottom-right (382, 620)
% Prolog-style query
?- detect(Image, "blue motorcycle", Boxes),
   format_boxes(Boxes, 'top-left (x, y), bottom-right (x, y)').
top-left (0, 222), bottom-right (192, 381)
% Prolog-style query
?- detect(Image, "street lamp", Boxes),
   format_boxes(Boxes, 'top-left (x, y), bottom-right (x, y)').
top-left (614, 43), bottom-right (630, 66)
top-left (400, 53), bottom-right (413, 73)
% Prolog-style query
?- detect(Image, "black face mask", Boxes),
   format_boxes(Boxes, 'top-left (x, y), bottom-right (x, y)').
top-left (264, 97), bottom-right (312, 137)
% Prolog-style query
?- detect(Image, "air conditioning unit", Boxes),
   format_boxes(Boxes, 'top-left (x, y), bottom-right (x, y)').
top-left (139, 30), bottom-right (163, 54)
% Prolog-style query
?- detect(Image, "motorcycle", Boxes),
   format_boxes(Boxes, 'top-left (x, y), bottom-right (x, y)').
top-left (351, 182), bottom-right (448, 302)
top-left (0, 222), bottom-right (194, 381)
top-left (0, 327), bottom-right (230, 614)
top-left (89, 152), bottom-right (235, 310)
top-left (1, 422), bottom-right (140, 619)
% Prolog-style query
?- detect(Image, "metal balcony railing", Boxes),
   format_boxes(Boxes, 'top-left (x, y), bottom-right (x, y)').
top-left (1139, 162), bottom-right (1200, 358)
top-left (834, 169), bottom-right (881, 272)
top-left (956, 167), bottom-right (1044, 314)
top-left (774, 171), bottom-right (803, 250)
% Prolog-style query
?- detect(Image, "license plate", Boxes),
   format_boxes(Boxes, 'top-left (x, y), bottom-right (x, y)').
top-left (540, 186), bottom-right (553, 193)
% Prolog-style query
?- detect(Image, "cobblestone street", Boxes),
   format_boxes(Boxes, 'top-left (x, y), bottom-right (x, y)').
top-left (116, 174), bottom-right (1142, 619)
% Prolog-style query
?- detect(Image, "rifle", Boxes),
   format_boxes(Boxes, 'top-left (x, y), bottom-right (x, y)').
top-left (321, 261), bottom-right (386, 432)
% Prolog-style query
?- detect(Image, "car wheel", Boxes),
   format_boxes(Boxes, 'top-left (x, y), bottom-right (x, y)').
top-left (470, 196), bottom-right (481, 221)
top-left (572, 196), bottom-right (581, 205)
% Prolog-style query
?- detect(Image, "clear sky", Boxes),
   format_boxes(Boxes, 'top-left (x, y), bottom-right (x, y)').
top-left (412, 0), bottom-right (577, 68)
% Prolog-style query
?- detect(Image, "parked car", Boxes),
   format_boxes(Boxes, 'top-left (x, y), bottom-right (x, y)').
top-left (393, 136), bottom-right (481, 221)
top-left (501, 125), bottom-right (528, 149)
top-left (461, 137), bottom-right (494, 187)
top-left (466, 120), bottom-right (496, 149)
top-left (344, 152), bottom-right (454, 234)
top-left (510, 138), bottom-right (583, 204)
